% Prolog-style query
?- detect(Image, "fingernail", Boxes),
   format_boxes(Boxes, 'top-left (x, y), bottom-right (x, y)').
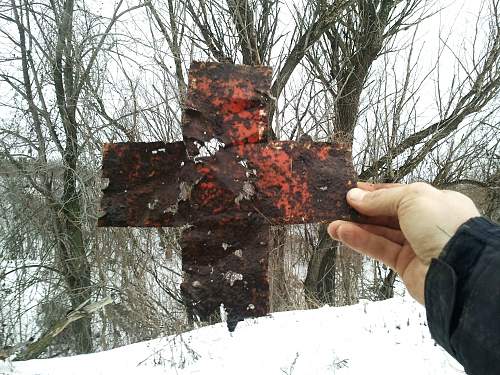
top-left (347, 188), bottom-right (366, 202)
top-left (327, 222), bottom-right (339, 239)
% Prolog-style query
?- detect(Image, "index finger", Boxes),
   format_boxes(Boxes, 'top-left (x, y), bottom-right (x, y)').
top-left (355, 214), bottom-right (400, 230)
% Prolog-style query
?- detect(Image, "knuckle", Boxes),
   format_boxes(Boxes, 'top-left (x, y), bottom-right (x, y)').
top-left (444, 190), bottom-right (476, 206)
top-left (407, 182), bottom-right (433, 195)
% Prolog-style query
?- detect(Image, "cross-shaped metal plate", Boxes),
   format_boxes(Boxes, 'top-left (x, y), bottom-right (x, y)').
top-left (99, 62), bottom-right (356, 330)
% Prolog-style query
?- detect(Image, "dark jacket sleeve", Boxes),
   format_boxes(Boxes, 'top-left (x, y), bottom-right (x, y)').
top-left (425, 217), bottom-right (500, 374)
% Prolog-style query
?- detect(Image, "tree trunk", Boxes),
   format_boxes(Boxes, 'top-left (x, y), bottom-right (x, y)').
top-left (51, 0), bottom-right (93, 354)
top-left (304, 223), bottom-right (337, 307)
top-left (304, 1), bottom-right (393, 307)
top-left (269, 226), bottom-right (287, 312)
top-left (377, 269), bottom-right (397, 300)
top-left (55, 194), bottom-right (92, 353)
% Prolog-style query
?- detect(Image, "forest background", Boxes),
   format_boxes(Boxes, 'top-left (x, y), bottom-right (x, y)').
top-left (0, 0), bottom-right (498, 359)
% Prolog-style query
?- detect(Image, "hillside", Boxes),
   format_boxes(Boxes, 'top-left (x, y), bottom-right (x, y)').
top-left (1, 297), bottom-right (464, 375)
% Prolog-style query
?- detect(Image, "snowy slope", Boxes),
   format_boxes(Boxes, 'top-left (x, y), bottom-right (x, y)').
top-left (1, 297), bottom-right (464, 375)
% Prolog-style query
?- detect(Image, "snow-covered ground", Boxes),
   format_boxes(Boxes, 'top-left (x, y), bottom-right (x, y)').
top-left (1, 297), bottom-right (464, 375)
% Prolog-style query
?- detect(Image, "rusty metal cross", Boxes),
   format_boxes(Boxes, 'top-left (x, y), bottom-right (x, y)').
top-left (98, 62), bottom-right (356, 331)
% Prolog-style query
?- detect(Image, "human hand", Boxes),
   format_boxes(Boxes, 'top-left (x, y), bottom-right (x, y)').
top-left (328, 182), bottom-right (480, 304)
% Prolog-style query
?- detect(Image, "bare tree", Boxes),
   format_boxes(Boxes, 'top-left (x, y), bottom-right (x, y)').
top-left (303, 0), bottom-right (500, 304)
top-left (0, 0), bottom-right (147, 354)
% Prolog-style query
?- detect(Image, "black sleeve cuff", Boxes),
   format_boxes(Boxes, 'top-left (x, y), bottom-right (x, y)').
top-left (424, 216), bottom-right (500, 370)
top-left (425, 257), bottom-right (458, 356)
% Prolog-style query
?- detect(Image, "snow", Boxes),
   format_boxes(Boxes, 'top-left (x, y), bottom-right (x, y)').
top-left (1, 297), bottom-right (464, 375)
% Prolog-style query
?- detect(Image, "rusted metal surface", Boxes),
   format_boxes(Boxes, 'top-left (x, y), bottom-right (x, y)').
top-left (226, 141), bottom-right (355, 224)
top-left (180, 220), bottom-right (269, 331)
top-left (99, 141), bottom-right (190, 227)
top-left (98, 61), bottom-right (357, 331)
top-left (182, 61), bottom-right (272, 153)
top-left (98, 141), bottom-right (355, 227)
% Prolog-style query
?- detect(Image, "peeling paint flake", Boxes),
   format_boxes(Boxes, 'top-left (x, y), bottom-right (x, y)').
top-left (224, 271), bottom-right (243, 286)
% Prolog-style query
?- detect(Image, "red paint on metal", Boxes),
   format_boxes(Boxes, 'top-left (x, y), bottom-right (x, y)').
top-left (99, 61), bottom-right (357, 331)
top-left (245, 144), bottom-right (311, 219)
top-left (318, 147), bottom-right (330, 161)
top-left (182, 62), bottom-right (271, 147)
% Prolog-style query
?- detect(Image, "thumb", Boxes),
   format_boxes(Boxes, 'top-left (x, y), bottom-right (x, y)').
top-left (347, 186), bottom-right (407, 217)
